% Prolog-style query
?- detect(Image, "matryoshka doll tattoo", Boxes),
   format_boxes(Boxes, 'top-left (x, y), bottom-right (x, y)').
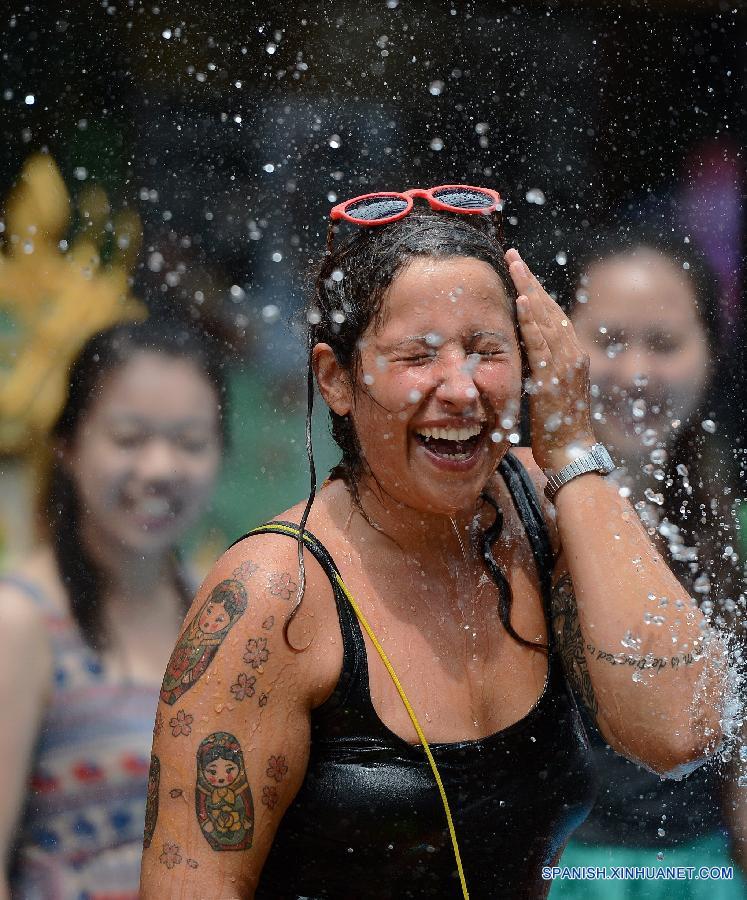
top-left (160, 579), bottom-right (248, 705)
top-left (195, 732), bottom-right (254, 851)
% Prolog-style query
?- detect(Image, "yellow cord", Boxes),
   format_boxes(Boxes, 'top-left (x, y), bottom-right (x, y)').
top-left (250, 523), bottom-right (470, 900)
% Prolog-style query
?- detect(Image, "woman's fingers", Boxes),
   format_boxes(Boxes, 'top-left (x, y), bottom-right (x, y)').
top-left (517, 294), bottom-right (553, 373)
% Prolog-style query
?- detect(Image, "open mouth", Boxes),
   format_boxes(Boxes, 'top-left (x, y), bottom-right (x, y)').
top-left (413, 422), bottom-right (486, 462)
top-left (122, 494), bottom-right (184, 527)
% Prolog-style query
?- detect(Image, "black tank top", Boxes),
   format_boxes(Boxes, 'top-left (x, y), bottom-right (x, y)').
top-left (253, 454), bottom-right (598, 899)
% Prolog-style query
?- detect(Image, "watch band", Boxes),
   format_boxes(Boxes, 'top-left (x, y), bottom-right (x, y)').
top-left (544, 443), bottom-right (615, 502)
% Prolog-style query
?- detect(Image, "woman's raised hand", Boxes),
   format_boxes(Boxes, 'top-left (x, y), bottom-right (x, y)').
top-left (505, 248), bottom-right (596, 473)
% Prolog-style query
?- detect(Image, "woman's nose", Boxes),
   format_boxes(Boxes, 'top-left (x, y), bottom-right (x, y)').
top-left (434, 352), bottom-right (479, 407)
top-left (611, 345), bottom-right (651, 391)
top-left (134, 437), bottom-right (181, 480)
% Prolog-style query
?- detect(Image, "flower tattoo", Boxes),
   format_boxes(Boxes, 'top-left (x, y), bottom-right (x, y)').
top-left (170, 709), bottom-right (193, 738)
top-left (262, 785), bottom-right (279, 809)
top-left (153, 709), bottom-right (164, 738)
top-left (233, 560), bottom-right (258, 580)
top-left (230, 672), bottom-right (257, 701)
top-left (243, 637), bottom-right (270, 670)
top-left (267, 572), bottom-right (297, 601)
top-left (159, 841), bottom-right (182, 868)
top-left (258, 692), bottom-right (269, 707)
top-left (266, 755), bottom-right (288, 782)
top-left (262, 615), bottom-right (275, 631)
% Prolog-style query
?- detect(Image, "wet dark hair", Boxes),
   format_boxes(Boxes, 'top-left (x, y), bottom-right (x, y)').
top-left (552, 226), bottom-right (741, 621)
top-left (46, 318), bottom-right (229, 651)
top-left (290, 207), bottom-right (542, 652)
top-left (309, 208), bottom-right (520, 492)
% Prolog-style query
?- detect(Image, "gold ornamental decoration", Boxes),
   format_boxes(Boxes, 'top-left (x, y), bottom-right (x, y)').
top-left (0, 153), bottom-right (145, 454)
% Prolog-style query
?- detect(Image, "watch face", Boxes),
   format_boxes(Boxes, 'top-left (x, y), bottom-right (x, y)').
top-left (591, 444), bottom-right (615, 473)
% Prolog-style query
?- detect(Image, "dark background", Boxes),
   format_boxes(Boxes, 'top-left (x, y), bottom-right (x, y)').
top-left (1, 0), bottom-right (744, 547)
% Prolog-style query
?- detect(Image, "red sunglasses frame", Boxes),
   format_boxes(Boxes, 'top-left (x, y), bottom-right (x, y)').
top-left (330, 184), bottom-right (503, 227)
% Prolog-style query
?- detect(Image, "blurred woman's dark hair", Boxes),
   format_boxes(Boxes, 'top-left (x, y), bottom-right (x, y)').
top-left (46, 318), bottom-right (229, 650)
top-left (549, 226), bottom-right (742, 630)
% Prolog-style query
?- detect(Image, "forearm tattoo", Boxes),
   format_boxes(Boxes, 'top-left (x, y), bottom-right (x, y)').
top-left (551, 574), bottom-right (598, 716)
top-left (552, 575), bottom-right (702, 710)
top-left (160, 579), bottom-right (248, 705)
top-left (196, 732), bottom-right (254, 851)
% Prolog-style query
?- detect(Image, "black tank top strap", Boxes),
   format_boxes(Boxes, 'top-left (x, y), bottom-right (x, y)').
top-left (497, 452), bottom-right (556, 648)
top-left (228, 520), bottom-right (368, 710)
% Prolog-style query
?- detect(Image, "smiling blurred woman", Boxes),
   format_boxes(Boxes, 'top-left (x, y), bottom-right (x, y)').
top-left (0, 319), bottom-right (226, 899)
top-left (549, 227), bottom-right (745, 899)
top-left (141, 191), bottom-right (728, 900)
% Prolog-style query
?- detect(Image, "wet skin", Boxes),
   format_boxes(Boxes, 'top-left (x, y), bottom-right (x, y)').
top-left (319, 255), bottom-right (524, 518)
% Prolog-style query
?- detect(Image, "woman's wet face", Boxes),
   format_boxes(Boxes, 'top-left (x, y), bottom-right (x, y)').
top-left (63, 351), bottom-right (222, 556)
top-left (571, 250), bottom-right (710, 466)
top-left (350, 256), bottom-right (522, 515)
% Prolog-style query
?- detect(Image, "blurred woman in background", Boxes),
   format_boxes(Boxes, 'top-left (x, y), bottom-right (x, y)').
top-left (0, 320), bottom-right (227, 899)
top-left (550, 227), bottom-right (745, 898)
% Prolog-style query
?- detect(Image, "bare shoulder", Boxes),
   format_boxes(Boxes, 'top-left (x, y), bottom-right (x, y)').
top-left (164, 511), bottom-right (342, 712)
top-left (0, 574), bottom-right (54, 690)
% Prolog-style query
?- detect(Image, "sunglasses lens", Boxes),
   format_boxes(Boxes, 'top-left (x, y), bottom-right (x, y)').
top-left (344, 195), bottom-right (409, 221)
top-left (432, 187), bottom-right (496, 210)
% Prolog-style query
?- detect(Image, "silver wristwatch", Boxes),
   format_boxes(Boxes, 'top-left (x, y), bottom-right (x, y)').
top-left (544, 443), bottom-right (615, 502)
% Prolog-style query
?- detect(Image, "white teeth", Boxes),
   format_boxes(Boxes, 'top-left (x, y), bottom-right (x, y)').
top-left (416, 423), bottom-right (484, 441)
top-left (134, 497), bottom-right (172, 517)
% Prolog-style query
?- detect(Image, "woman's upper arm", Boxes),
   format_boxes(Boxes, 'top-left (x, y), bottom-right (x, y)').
top-left (140, 537), bottom-right (317, 899)
top-left (0, 587), bottom-right (53, 868)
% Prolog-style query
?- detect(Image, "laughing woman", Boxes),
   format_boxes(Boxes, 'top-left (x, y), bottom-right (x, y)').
top-left (0, 320), bottom-right (226, 899)
top-left (141, 188), bottom-right (727, 900)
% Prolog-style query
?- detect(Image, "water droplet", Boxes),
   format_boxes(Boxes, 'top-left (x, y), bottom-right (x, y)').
top-left (508, 432), bottom-right (520, 444)
top-left (701, 419), bottom-right (717, 434)
top-left (271, 251), bottom-right (283, 262)
top-left (644, 488), bottom-right (664, 506)
top-left (429, 137), bottom-right (444, 151)
top-left (650, 448), bottom-right (667, 465)
top-left (162, 28), bottom-right (172, 39)
top-left (428, 79), bottom-right (445, 96)
top-left (408, 389), bottom-right (422, 403)
top-left (631, 399), bottom-right (647, 419)
top-left (490, 431), bottom-right (504, 443)
top-left (555, 251), bottom-right (567, 266)
top-left (641, 429), bottom-right (658, 447)
top-left (266, 42), bottom-right (277, 54)
top-left (544, 413), bottom-right (562, 433)
top-left (738, 775), bottom-right (747, 788)
top-left (263, 163), bottom-right (275, 173)
top-left (363, 373), bottom-right (375, 386)
top-left (657, 828), bottom-right (665, 837)
top-left (656, 851), bottom-right (664, 861)
top-left (328, 134), bottom-right (341, 149)
top-left (24, 94), bottom-right (35, 105)
top-left (262, 304), bottom-right (280, 323)
top-left (525, 188), bottom-right (546, 205)
top-left (331, 310), bottom-right (346, 324)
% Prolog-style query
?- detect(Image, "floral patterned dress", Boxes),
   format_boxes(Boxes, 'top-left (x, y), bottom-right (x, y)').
top-left (5, 575), bottom-right (160, 900)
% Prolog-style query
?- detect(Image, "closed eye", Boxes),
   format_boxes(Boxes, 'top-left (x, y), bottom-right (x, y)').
top-left (400, 354), bottom-right (436, 364)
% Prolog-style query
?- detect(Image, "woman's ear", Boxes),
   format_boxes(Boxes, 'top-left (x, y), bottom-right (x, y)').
top-left (312, 343), bottom-right (353, 416)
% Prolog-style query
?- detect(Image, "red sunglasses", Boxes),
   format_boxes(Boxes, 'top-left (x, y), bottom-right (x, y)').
top-left (327, 184), bottom-right (503, 249)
